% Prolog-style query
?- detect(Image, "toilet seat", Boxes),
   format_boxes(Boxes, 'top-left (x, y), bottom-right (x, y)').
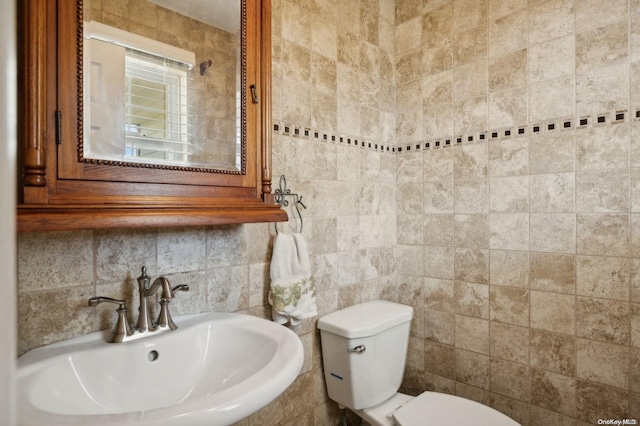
top-left (392, 392), bottom-right (520, 426)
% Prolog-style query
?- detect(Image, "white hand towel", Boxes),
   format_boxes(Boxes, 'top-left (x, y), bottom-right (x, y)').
top-left (268, 233), bottom-right (317, 326)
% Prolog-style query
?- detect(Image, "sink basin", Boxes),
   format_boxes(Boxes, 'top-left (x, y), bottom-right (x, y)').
top-left (17, 312), bottom-right (304, 425)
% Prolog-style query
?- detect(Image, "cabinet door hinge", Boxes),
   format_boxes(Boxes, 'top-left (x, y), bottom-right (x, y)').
top-left (55, 110), bottom-right (62, 145)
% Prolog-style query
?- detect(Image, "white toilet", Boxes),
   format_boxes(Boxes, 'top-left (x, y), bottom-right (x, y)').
top-left (317, 300), bottom-right (520, 426)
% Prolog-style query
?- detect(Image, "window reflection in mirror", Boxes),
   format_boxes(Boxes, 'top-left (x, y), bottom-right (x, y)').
top-left (82, 0), bottom-right (243, 172)
top-left (125, 50), bottom-right (191, 164)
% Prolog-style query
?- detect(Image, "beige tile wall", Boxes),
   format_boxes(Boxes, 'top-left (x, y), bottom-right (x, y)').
top-left (17, 0), bottom-right (640, 424)
top-left (398, 0), bottom-right (640, 424)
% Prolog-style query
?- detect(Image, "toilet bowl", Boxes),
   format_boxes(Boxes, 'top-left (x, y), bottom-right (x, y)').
top-left (317, 301), bottom-right (520, 426)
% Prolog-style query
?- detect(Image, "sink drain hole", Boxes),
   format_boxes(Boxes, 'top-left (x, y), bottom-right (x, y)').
top-left (148, 350), bottom-right (159, 362)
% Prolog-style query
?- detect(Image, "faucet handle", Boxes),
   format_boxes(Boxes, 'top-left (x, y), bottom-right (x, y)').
top-left (155, 285), bottom-right (189, 331)
top-left (88, 296), bottom-right (126, 307)
top-left (88, 296), bottom-right (133, 343)
top-left (156, 299), bottom-right (177, 330)
top-left (171, 284), bottom-right (189, 296)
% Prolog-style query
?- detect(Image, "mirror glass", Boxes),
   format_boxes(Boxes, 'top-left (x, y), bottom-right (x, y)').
top-left (82, 0), bottom-right (243, 172)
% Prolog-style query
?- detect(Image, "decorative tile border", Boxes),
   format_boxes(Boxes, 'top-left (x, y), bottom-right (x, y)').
top-left (272, 121), bottom-right (396, 154)
top-left (409, 107), bottom-right (640, 154)
top-left (272, 106), bottom-right (640, 156)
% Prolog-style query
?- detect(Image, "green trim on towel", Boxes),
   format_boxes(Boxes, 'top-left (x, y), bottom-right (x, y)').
top-left (268, 277), bottom-right (316, 313)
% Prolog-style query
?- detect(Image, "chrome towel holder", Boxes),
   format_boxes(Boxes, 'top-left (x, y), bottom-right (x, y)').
top-left (274, 175), bottom-right (306, 234)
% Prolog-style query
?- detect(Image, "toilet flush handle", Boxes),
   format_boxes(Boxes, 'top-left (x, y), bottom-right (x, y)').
top-left (348, 345), bottom-right (366, 354)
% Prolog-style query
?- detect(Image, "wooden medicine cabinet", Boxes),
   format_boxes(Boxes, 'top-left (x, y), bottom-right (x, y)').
top-left (17, 0), bottom-right (286, 232)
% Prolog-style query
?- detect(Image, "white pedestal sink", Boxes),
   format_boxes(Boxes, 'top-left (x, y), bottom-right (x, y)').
top-left (17, 312), bottom-right (304, 425)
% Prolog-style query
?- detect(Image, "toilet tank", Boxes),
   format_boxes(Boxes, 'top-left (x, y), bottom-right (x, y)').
top-left (317, 301), bottom-right (414, 410)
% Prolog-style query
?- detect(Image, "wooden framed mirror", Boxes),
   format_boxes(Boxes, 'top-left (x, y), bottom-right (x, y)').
top-left (18, 0), bottom-right (285, 232)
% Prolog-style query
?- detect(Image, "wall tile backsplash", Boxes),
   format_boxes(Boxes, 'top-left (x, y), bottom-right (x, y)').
top-left (16, 0), bottom-right (640, 424)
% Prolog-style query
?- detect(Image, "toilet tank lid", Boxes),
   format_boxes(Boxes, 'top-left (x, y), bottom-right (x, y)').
top-left (317, 301), bottom-right (413, 338)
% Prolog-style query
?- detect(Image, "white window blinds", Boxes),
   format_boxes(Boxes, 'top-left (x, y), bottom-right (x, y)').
top-left (124, 50), bottom-right (194, 164)
top-left (83, 21), bottom-right (196, 166)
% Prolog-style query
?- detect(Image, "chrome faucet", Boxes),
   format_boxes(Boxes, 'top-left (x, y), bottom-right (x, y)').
top-left (89, 266), bottom-right (189, 343)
